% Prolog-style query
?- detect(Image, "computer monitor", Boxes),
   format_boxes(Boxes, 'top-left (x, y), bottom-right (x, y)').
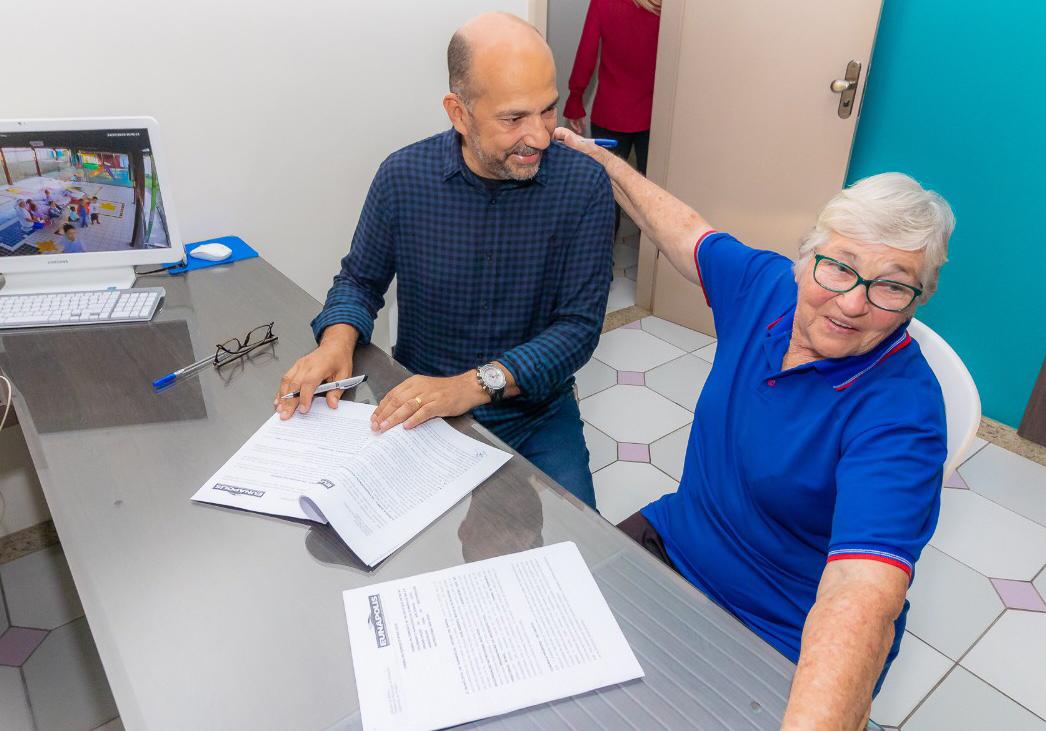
top-left (0, 117), bottom-right (184, 294)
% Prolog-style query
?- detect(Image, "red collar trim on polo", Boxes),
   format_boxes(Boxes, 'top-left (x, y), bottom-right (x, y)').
top-left (762, 308), bottom-right (913, 390)
top-left (832, 331), bottom-right (912, 391)
top-left (693, 230), bottom-right (719, 306)
top-left (766, 313), bottom-right (788, 331)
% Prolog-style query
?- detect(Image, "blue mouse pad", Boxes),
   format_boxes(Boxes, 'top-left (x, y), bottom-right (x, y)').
top-left (165, 235), bottom-right (258, 275)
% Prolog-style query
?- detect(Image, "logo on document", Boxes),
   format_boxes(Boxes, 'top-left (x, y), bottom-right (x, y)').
top-left (213, 483), bottom-right (265, 498)
top-left (317, 479), bottom-right (335, 489)
top-left (367, 594), bottom-right (390, 648)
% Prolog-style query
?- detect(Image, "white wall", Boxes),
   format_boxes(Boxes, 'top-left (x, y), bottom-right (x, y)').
top-left (4, 0), bottom-right (530, 345)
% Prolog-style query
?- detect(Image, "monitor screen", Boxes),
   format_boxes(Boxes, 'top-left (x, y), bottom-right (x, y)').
top-left (0, 127), bottom-right (172, 258)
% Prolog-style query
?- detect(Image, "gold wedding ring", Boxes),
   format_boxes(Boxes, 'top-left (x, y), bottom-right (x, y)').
top-left (413, 396), bottom-right (423, 408)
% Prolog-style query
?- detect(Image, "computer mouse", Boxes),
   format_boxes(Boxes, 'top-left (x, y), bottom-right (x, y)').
top-left (189, 243), bottom-right (233, 262)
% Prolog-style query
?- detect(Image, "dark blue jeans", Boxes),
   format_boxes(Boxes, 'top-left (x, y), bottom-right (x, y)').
top-left (485, 391), bottom-right (596, 509)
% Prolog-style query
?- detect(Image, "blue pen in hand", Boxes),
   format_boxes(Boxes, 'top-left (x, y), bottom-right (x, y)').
top-left (153, 355), bottom-right (214, 389)
top-left (584, 138), bottom-right (619, 149)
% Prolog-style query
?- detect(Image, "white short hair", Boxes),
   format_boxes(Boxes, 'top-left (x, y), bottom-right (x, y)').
top-left (795, 173), bottom-right (955, 303)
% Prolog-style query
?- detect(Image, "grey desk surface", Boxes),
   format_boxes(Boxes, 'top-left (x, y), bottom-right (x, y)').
top-left (0, 258), bottom-right (794, 730)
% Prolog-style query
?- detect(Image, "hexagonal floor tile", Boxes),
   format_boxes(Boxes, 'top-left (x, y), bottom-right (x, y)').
top-left (694, 341), bottom-right (717, 363)
top-left (962, 610), bottom-right (1046, 720)
top-left (584, 423), bottom-right (616, 474)
top-left (22, 618), bottom-right (118, 731)
top-left (871, 632), bottom-right (952, 727)
top-left (929, 489), bottom-right (1046, 581)
top-left (906, 546), bottom-right (1003, 660)
top-left (961, 443), bottom-right (1046, 527)
top-left (580, 385), bottom-right (693, 444)
top-left (592, 328), bottom-right (685, 373)
top-left (904, 667), bottom-right (1046, 731)
top-left (593, 461), bottom-right (678, 525)
top-left (640, 316), bottom-right (715, 352)
top-left (650, 425), bottom-right (690, 482)
top-left (0, 666), bottom-right (34, 731)
top-left (575, 357), bottom-right (616, 399)
top-left (0, 546), bottom-right (84, 630)
top-left (646, 354), bottom-right (712, 411)
top-left (958, 436), bottom-right (988, 465)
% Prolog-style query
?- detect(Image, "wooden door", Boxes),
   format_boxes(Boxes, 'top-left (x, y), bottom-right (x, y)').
top-left (638, 0), bottom-right (883, 334)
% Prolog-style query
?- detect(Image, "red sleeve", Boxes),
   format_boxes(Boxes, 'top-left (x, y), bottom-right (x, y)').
top-left (564, 0), bottom-right (602, 120)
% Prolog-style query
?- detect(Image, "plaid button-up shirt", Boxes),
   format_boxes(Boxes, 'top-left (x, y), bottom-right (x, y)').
top-left (311, 129), bottom-right (614, 440)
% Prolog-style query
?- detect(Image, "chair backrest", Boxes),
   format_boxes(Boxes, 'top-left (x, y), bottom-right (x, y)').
top-left (907, 318), bottom-right (981, 480)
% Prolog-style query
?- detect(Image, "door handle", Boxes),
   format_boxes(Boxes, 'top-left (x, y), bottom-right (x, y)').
top-left (830, 61), bottom-right (862, 119)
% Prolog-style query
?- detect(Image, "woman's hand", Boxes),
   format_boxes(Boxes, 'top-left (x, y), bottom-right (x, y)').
top-left (552, 126), bottom-right (605, 161)
top-left (554, 126), bottom-right (712, 287)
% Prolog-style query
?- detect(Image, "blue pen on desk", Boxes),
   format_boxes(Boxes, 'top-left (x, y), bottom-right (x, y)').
top-left (585, 138), bottom-right (619, 149)
top-left (152, 356), bottom-right (214, 389)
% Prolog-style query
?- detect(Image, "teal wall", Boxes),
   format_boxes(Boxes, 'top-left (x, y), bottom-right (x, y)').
top-left (847, 0), bottom-right (1046, 428)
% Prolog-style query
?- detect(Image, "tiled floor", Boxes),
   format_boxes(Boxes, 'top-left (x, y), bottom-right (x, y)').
top-left (0, 546), bottom-right (120, 731)
top-left (607, 219), bottom-right (640, 313)
top-left (580, 314), bottom-right (1046, 729)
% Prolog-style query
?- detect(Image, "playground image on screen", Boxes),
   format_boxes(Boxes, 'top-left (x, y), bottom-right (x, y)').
top-left (0, 128), bottom-right (171, 257)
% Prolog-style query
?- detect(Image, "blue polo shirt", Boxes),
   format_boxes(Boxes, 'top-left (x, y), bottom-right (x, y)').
top-left (643, 231), bottom-right (947, 672)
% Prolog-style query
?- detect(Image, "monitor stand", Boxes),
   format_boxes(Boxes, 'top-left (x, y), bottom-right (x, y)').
top-left (0, 266), bottom-right (138, 295)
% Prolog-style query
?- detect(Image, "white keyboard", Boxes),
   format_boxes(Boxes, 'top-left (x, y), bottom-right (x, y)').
top-left (0, 287), bottom-right (165, 329)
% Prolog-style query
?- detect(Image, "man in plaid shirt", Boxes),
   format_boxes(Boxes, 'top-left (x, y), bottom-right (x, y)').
top-left (276, 13), bottom-right (614, 508)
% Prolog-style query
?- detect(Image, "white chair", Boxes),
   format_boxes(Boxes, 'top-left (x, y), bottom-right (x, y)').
top-left (907, 318), bottom-right (981, 481)
top-left (868, 321), bottom-right (980, 731)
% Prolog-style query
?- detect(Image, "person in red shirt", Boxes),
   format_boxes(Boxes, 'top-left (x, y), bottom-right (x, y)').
top-left (564, 0), bottom-right (661, 176)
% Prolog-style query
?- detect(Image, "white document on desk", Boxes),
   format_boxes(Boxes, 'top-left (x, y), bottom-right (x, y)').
top-left (190, 400), bottom-right (510, 566)
top-left (344, 541), bottom-right (644, 731)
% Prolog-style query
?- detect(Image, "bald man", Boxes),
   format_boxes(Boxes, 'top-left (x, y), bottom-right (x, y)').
top-left (277, 13), bottom-right (615, 508)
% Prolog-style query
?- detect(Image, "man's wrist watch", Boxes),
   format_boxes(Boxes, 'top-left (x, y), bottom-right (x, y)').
top-left (476, 363), bottom-right (507, 403)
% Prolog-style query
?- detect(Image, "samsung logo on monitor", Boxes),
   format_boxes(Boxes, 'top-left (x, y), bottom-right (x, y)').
top-left (47, 259), bottom-right (70, 265)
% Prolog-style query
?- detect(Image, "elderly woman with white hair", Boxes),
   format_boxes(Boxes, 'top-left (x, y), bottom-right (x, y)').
top-left (554, 127), bottom-right (954, 729)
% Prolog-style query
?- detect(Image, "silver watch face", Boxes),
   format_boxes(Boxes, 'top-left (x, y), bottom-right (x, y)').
top-left (480, 364), bottom-right (507, 390)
